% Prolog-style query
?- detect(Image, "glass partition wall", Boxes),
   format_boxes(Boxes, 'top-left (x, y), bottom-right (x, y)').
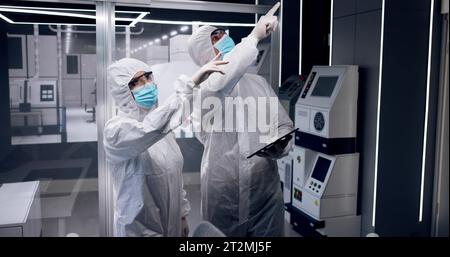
top-left (0, 0), bottom-right (279, 237)
top-left (0, 1), bottom-right (100, 236)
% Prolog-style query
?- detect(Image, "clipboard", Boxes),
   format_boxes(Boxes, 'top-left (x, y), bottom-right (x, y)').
top-left (246, 128), bottom-right (298, 159)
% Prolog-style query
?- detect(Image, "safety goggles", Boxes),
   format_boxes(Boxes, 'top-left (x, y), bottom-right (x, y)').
top-left (210, 28), bottom-right (226, 45)
top-left (128, 71), bottom-right (153, 90)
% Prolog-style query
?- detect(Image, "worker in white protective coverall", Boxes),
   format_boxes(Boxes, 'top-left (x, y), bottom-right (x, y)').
top-left (187, 2), bottom-right (294, 236)
top-left (104, 55), bottom-right (228, 236)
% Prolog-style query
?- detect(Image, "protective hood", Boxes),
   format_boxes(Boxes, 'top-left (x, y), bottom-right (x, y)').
top-left (107, 58), bottom-right (152, 119)
top-left (187, 25), bottom-right (217, 66)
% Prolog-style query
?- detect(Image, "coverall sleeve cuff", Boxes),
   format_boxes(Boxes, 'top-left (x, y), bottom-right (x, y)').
top-left (244, 34), bottom-right (259, 47)
top-left (178, 74), bottom-right (196, 89)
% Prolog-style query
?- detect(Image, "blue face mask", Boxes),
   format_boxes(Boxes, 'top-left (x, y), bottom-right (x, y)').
top-left (132, 82), bottom-right (158, 109)
top-left (214, 34), bottom-right (235, 60)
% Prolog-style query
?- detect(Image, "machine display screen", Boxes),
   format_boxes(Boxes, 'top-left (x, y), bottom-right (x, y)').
top-left (311, 156), bottom-right (332, 182)
top-left (311, 76), bottom-right (339, 97)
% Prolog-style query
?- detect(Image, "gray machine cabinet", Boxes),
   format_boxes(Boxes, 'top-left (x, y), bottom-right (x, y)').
top-left (62, 79), bottom-right (82, 107)
top-left (82, 79), bottom-right (96, 107)
top-left (26, 35), bottom-right (58, 78)
top-left (81, 54), bottom-right (96, 79)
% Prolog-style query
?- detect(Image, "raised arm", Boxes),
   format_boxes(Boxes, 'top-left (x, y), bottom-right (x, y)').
top-left (200, 2), bottom-right (281, 95)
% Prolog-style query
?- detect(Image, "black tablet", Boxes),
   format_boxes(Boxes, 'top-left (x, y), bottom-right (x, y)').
top-left (247, 128), bottom-right (298, 159)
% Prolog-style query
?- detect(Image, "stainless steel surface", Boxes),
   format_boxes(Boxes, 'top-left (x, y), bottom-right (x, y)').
top-left (96, 0), bottom-right (115, 237)
top-left (431, 13), bottom-right (449, 237)
top-left (33, 24), bottom-right (40, 78)
top-left (269, 13), bottom-right (281, 90)
top-left (57, 25), bottom-right (62, 131)
top-left (125, 26), bottom-right (130, 58)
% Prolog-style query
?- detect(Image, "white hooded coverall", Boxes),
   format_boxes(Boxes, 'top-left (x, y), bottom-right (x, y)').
top-left (104, 58), bottom-right (193, 236)
top-left (188, 26), bottom-right (294, 236)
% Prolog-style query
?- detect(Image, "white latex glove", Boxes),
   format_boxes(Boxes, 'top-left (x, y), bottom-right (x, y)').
top-left (181, 217), bottom-right (189, 237)
top-left (191, 53), bottom-right (229, 86)
top-left (250, 2), bottom-right (281, 41)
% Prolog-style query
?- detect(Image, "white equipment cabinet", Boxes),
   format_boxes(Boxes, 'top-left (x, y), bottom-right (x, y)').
top-left (294, 65), bottom-right (358, 155)
top-left (26, 35), bottom-right (58, 78)
top-left (147, 45), bottom-right (169, 67)
top-left (0, 181), bottom-right (42, 237)
top-left (169, 35), bottom-right (192, 62)
top-left (288, 65), bottom-right (361, 237)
